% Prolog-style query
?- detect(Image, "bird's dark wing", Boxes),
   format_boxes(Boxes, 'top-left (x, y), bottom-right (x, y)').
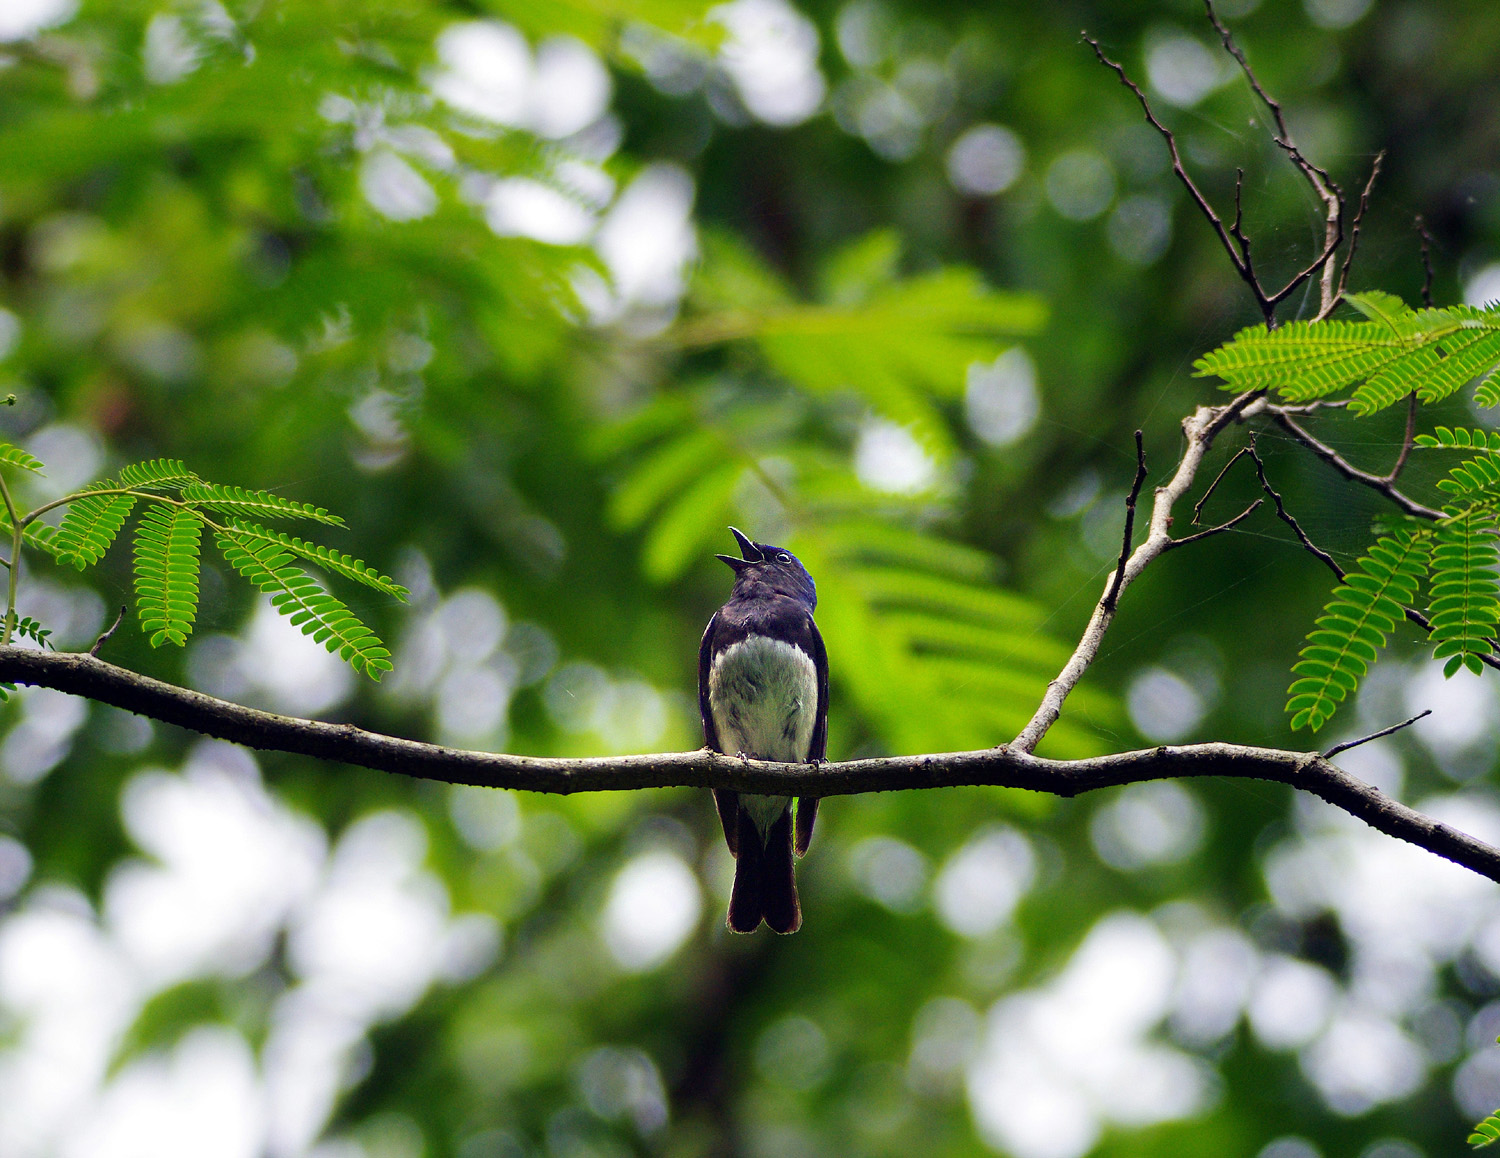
top-left (698, 610), bottom-right (720, 751)
top-left (807, 613), bottom-right (828, 762)
top-left (699, 610), bottom-right (740, 856)
top-left (795, 610), bottom-right (828, 857)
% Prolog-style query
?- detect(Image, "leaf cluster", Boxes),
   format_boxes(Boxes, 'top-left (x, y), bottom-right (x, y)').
top-left (0, 453), bottom-right (407, 679)
top-left (1196, 295), bottom-right (1500, 731)
top-left (1195, 292), bottom-right (1500, 414)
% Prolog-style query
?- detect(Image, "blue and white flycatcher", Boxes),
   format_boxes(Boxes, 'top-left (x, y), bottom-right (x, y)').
top-left (699, 527), bottom-right (828, 933)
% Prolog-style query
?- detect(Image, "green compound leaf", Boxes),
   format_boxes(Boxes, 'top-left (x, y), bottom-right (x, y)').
top-left (12, 616), bottom-right (52, 649)
top-left (1477, 367), bottom-right (1500, 409)
top-left (214, 527), bottom-right (392, 679)
top-left (225, 521), bottom-right (409, 600)
top-left (180, 482), bottom-right (345, 526)
top-left (1428, 508), bottom-right (1500, 677)
top-left (1415, 427), bottom-right (1500, 451)
top-left (1287, 530), bottom-right (1432, 731)
top-left (1438, 454), bottom-right (1500, 497)
top-left (0, 512), bottom-right (64, 559)
top-left (118, 459), bottom-right (200, 490)
top-left (1195, 299), bottom-right (1500, 413)
top-left (133, 504), bottom-right (203, 647)
top-left (1470, 1109), bottom-right (1500, 1148)
top-left (53, 487), bottom-right (138, 570)
top-left (0, 442), bottom-right (45, 474)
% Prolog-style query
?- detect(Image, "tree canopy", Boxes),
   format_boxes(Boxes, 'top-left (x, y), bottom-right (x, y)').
top-left (3, 1), bottom-right (1500, 1157)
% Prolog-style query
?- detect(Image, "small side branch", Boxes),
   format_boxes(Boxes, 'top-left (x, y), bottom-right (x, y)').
top-left (1415, 215), bottom-right (1436, 307)
top-left (1103, 431), bottom-right (1148, 612)
top-left (1163, 499), bottom-right (1261, 551)
top-left (1323, 710), bottom-right (1431, 760)
top-left (1269, 410), bottom-right (1444, 520)
top-left (1014, 389), bottom-right (1266, 754)
top-left (1248, 439), bottom-right (1345, 581)
top-left (90, 605), bottom-right (127, 658)
top-left (1330, 151), bottom-right (1385, 311)
top-left (1385, 391), bottom-right (1419, 483)
top-left (1084, 35), bottom-right (1272, 322)
top-left (1205, 0), bottom-right (1345, 318)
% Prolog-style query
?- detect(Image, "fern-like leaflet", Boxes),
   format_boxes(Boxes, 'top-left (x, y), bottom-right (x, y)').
top-left (225, 521), bottom-right (409, 599)
top-left (1438, 455), bottom-right (1500, 497)
top-left (118, 459), bottom-right (199, 490)
top-left (1414, 427), bottom-right (1500, 451)
top-left (0, 512), bottom-right (63, 559)
top-left (134, 505), bottom-right (203, 647)
top-left (1428, 508), bottom-right (1500, 677)
top-left (1286, 531), bottom-right (1431, 731)
top-left (214, 526), bottom-right (394, 678)
top-left (11, 616), bottom-right (51, 648)
top-left (1472, 1109), bottom-right (1500, 1148)
top-left (1195, 295), bottom-right (1500, 414)
top-left (180, 483), bottom-right (344, 526)
top-left (0, 442), bottom-right (44, 474)
top-left (53, 486), bottom-right (138, 570)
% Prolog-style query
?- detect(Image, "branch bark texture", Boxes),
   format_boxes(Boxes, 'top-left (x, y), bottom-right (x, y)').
top-left (3, 647), bottom-right (1496, 886)
top-left (1012, 390), bottom-right (1265, 754)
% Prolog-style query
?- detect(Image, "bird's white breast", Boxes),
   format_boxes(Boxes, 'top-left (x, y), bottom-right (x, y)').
top-left (709, 636), bottom-right (818, 765)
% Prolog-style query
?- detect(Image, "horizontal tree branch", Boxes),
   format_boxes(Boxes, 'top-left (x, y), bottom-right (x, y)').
top-left (2, 647), bottom-right (1496, 885)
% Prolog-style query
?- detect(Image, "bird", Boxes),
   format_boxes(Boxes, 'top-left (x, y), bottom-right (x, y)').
top-left (699, 526), bottom-right (828, 933)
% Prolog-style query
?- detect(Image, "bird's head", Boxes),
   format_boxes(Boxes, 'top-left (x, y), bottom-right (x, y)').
top-left (716, 527), bottom-right (817, 609)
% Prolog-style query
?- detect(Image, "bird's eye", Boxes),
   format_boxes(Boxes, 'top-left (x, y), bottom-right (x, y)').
top-left (776, 552), bottom-right (792, 563)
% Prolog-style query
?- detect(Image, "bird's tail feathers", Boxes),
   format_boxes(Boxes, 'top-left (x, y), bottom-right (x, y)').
top-left (727, 805), bottom-right (800, 934)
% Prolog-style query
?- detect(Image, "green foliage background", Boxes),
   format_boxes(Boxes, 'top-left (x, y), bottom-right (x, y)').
top-left (3, 1), bottom-right (1500, 1156)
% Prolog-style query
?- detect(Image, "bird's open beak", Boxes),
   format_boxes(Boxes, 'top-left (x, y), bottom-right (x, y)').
top-left (717, 526), bottom-right (761, 571)
top-left (729, 526), bottom-right (761, 560)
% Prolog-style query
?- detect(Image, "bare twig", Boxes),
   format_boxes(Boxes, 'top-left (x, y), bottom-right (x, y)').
top-left (89, 605), bottom-right (127, 657)
top-left (0, 647), bottom-right (1496, 885)
top-left (1269, 410), bottom-right (1444, 520)
top-left (1204, 0), bottom-right (1345, 319)
top-left (1247, 438), bottom-right (1346, 581)
top-left (1084, 36), bottom-right (1274, 323)
top-left (1014, 389), bottom-right (1266, 754)
top-left (1333, 151), bottom-right (1385, 307)
top-left (1103, 431), bottom-right (1148, 612)
top-left (1323, 710), bottom-right (1432, 760)
top-left (1163, 499), bottom-right (1262, 551)
top-left (1192, 445), bottom-right (1254, 524)
top-left (1386, 391), bottom-right (1419, 482)
top-left (1415, 215), bottom-right (1436, 307)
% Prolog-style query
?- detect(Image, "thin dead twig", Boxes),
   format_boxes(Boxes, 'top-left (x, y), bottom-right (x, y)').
top-left (1163, 499), bottom-right (1262, 551)
top-left (1324, 710), bottom-right (1431, 760)
top-left (1415, 215), bottom-right (1436, 307)
top-left (1269, 410), bottom-right (1444, 520)
top-left (1103, 431), bottom-right (1148, 612)
top-left (89, 605), bottom-right (127, 658)
top-left (1329, 151), bottom-right (1385, 313)
top-left (1204, 0), bottom-right (1345, 317)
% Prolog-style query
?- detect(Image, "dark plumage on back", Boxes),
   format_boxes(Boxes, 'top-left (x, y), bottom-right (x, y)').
top-left (699, 527), bottom-right (828, 933)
